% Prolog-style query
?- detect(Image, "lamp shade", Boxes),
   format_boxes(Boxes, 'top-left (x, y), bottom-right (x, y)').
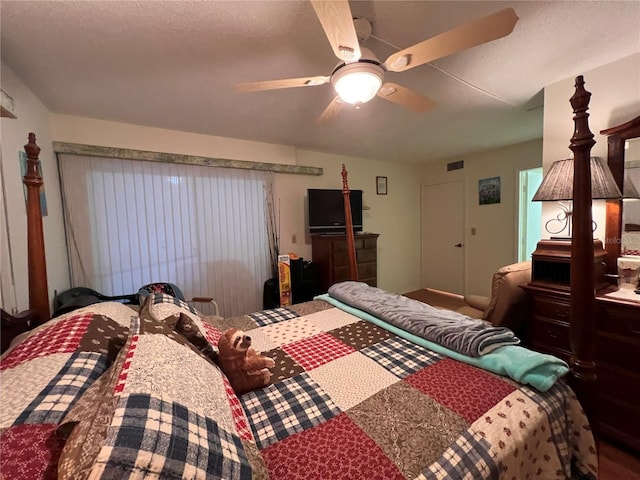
top-left (532, 157), bottom-right (622, 201)
top-left (623, 177), bottom-right (640, 199)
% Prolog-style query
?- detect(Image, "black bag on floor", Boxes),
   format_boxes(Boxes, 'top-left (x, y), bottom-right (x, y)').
top-left (52, 287), bottom-right (137, 318)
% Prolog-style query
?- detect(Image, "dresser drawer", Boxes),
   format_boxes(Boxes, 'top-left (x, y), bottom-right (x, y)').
top-left (597, 364), bottom-right (640, 400)
top-left (531, 297), bottom-right (570, 322)
top-left (363, 237), bottom-right (377, 249)
top-left (597, 303), bottom-right (640, 341)
top-left (530, 316), bottom-right (570, 353)
top-left (596, 333), bottom-right (640, 369)
top-left (332, 238), bottom-right (366, 251)
top-left (358, 262), bottom-right (376, 280)
top-left (357, 248), bottom-right (376, 263)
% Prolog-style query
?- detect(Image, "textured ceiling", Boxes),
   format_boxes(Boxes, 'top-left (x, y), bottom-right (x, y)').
top-left (1, 1), bottom-right (639, 163)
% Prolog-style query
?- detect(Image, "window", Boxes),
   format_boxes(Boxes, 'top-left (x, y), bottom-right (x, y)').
top-left (59, 154), bottom-right (273, 317)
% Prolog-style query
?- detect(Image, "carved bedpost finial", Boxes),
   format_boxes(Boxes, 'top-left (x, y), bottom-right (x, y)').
top-left (23, 133), bottom-right (43, 187)
top-left (569, 76), bottom-right (596, 154)
top-left (341, 163), bottom-right (349, 193)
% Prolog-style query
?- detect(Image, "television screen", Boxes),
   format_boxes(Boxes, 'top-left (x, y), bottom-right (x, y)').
top-left (308, 189), bottom-right (363, 233)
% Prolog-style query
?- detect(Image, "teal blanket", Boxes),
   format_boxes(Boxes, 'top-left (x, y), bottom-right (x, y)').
top-left (316, 293), bottom-right (568, 392)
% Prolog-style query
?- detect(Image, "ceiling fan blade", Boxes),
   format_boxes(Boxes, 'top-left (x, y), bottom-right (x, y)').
top-left (377, 82), bottom-right (435, 113)
top-left (317, 96), bottom-right (347, 125)
top-left (236, 76), bottom-right (329, 93)
top-left (310, 0), bottom-right (361, 62)
top-left (383, 8), bottom-right (518, 73)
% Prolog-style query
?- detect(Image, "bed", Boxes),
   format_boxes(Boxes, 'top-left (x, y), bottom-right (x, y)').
top-left (0, 77), bottom-right (602, 480)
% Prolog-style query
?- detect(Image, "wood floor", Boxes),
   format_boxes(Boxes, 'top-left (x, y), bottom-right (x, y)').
top-left (600, 440), bottom-right (640, 479)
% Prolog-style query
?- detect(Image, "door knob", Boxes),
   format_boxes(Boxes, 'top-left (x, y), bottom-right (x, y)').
top-left (454, 243), bottom-right (463, 247)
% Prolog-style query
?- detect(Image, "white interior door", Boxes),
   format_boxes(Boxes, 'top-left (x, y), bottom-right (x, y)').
top-left (421, 181), bottom-right (464, 294)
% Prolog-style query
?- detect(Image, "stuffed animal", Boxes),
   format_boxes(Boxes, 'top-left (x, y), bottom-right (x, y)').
top-left (217, 328), bottom-right (275, 395)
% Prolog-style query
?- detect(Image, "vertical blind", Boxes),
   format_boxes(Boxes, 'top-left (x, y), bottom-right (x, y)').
top-left (58, 154), bottom-right (273, 317)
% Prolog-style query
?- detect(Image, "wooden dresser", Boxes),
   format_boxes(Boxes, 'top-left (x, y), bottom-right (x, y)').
top-left (522, 283), bottom-right (640, 452)
top-left (311, 233), bottom-right (379, 293)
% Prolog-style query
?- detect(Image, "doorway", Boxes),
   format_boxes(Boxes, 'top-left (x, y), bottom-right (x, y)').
top-left (421, 181), bottom-right (464, 294)
top-left (518, 167), bottom-right (543, 262)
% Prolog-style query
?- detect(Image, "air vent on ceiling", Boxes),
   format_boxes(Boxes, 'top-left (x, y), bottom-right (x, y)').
top-left (447, 160), bottom-right (464, 171)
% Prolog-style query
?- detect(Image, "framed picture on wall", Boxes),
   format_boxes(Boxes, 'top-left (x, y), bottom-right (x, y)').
top-left (478, 176), bottom-right (500, 205)
top-left (376, 176), bottom-right (387, 195)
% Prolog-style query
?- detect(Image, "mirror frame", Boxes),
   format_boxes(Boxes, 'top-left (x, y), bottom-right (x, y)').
top-left (601, 114), bottom-right (640, 274)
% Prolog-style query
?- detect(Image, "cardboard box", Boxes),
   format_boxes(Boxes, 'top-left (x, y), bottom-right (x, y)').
top-left (278, 254), bottom-right (291, 307)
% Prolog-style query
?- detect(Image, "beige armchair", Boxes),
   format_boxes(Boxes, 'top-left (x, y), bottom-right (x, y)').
top-left (405, 261), bottom-right (532, 334)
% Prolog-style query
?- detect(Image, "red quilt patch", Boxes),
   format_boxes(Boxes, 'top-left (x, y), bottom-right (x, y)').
top-left (0, 424), bottom-right (64, 479)
top-left (222, 375), bottom-right (253, 441)
top-left (406, 358), bottom-right (516, 423)
top-left (202, 321), bottom-right (222, 345)
top-left (262, 413), bottom-right (404, 480)
top-left (0, 315), bottom-right (92, 371)
top-left (282, 332), bottom-right (355, 371)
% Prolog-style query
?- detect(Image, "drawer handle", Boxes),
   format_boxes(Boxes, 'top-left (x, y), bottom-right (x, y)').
top-left (626, 323), bottom-right (640, 335)
top-left (545, 328), bottom-right (560, 339)
top-left (553, 309), bottom-right (568, 320)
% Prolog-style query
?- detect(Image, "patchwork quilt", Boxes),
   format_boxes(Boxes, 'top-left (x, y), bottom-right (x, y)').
top-left (227, 302), bottom-right (598, 480)
top-left (0, 297), bottom-right (598, 480)
top-left (0, 302), bottom-right (132, 479)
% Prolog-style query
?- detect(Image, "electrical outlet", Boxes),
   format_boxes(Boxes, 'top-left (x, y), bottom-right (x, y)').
top-left (471, 228), bottom-right (477, 236)
top-left (291, 233), bottom-right (297, 244)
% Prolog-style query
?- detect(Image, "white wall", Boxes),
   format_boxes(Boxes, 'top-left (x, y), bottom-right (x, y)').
top-left (542, 53), bottom-right (640, 240)
top-left (1, 69), bottom-right (423, 313)
top-left (1, 62), bottom-right (69, 313)
top-left (276, 150), bottom-right (422, 295)
top-left (420, 139), bottom-right (543, 296)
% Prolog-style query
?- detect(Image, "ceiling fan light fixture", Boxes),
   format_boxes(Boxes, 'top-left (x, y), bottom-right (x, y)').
top-left (331, 62), bottom-right (384, 105)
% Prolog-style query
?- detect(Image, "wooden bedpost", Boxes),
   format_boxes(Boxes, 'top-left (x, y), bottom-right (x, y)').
top-left (568, 76), bottom-right (597, 427)
top-left (23, 133), bottom-right (50, 324)
top-left (341, 164), bottom-right (358, 281)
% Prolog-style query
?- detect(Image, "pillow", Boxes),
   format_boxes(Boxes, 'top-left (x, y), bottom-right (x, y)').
top-left (140, 292), bottom-right (201, 325)
top-left (58, 314), bottom-right (266, 480)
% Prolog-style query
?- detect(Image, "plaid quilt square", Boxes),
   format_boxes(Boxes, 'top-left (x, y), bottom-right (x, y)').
top-left (282, 332), bottom-right (356, 371)
top-left (421, 430), bottom-right (499, 480)
top-left (247, 308), bottom-right (299, 327)
top-left (149, 292), bottom-right (198, 315)
top-left (90, 393), bottom-right (253, 480)
top-left (15, 352), bottom-right (108, 426)
top-left (406, 358), bottom-right (516, 423)
top-left (240, 373), bottom-right (340, 449)
top-left (1, 314), bottom-right (93, 371)
top-left (360, 336), bottom-right (443, 378)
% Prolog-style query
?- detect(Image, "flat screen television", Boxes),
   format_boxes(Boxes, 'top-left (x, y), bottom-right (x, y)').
top-left (308, 189), bottom-right (363, 234)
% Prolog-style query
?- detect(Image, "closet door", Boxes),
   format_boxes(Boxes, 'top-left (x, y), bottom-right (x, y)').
top-left (421, 181), bottom-right (464, 294)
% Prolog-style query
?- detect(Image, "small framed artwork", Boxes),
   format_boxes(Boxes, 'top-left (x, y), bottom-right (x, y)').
top-left (376, 176), bottom-right (388, 195)
top-left (478, 176), bottom-right (501, 205)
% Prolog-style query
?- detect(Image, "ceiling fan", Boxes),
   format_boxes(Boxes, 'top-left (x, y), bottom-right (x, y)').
top-left (236, 1), bottom-right (518, 124)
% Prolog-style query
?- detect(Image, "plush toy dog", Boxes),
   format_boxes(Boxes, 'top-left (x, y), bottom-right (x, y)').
top-left (217, 328), bottom-right (275, 395)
